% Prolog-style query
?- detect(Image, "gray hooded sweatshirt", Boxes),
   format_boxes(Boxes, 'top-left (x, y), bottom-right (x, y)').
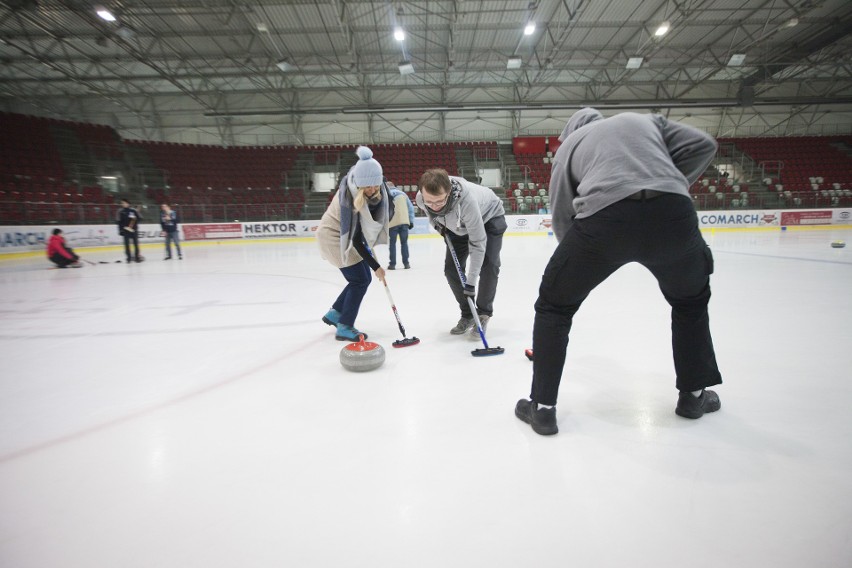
top-left (415, 176), bottom-right (504, 286)
top-left (549, 108), bottom-right (717, 241)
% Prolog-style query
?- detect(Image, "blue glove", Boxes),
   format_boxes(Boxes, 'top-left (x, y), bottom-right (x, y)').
top-left (463, 284), bottom-right (475, 298)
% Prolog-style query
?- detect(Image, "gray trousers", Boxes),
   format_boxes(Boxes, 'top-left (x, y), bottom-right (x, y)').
top-left (443, 215), bottom-right (507, 318)
top-left (164, 231), bottom-right (182, 257)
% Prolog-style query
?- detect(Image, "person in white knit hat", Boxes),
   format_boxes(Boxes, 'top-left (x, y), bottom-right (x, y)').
top-left (316, 146), bottom-right (392, 341)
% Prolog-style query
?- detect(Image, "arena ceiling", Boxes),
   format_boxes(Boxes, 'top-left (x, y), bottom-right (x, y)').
top-left (1, 0), bottom-right (851, 144)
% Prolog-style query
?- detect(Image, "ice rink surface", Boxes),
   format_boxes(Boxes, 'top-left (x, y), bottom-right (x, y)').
top-left (1, 228), bottom-right (851, 568)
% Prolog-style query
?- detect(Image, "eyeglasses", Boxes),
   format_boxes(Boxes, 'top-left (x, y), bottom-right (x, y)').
top-left (422, 194), bottom-right (448, 210)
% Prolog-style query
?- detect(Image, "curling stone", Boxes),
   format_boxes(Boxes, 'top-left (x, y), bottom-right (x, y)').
top-left (340, 335), bottom-right (385, 372)
top-left (831, 240), bottom-right (846, 248)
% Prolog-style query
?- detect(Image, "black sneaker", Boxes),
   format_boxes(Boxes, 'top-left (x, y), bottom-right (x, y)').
top-left (675, 389), bottom-right (721, 419)
top-left (404, 264), bottom-right (410, 269)
top-left (515, 399), bottom-right (558, 435)
top-left (387, 265), bottom-right (396, 270)
top-left (164, 256), bottom-right (172, 260)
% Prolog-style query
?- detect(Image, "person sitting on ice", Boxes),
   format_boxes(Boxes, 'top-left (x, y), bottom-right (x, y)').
top-left (46, 228), bottom-right (82, 268)
top-left (316, 146), bottom-right (393, 341)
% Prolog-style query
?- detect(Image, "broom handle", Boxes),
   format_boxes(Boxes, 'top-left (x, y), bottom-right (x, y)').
top-left (443, 233), bottom-right (490, 349)
top-left (383, 282), bottom-right (407, 337)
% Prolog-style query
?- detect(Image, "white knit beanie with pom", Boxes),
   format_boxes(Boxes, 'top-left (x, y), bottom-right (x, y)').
top-left (351, 146), bottom-right (383, 188)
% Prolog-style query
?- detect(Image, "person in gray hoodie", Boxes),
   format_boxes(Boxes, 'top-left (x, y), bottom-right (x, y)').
top-left (416, 169), bottom-right (506, 337)
top-left (516, 108), bottom-right (723, 436)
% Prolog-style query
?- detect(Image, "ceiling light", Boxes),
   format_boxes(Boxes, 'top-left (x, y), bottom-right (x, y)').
top-left (727, 53), bottom-right (746, 66)
top-left (626, 57), bottom-right (643, 69)
top-left (256, 23), bottom-right (269, 33)
top-left (116, 25), bottom-right (135, 40)
top-left (399, 60), bottom-right (415, 75)
top-left (507, 56), bottom-right (523, 69)
top-left (783, 17), bottom-right (798, 28)
top-left (394, 28), bottom-right (405, 42)
top-left (654, 21), bottom-right (670, 37)
top-left (524, 23), bottom-right (536, 36)
top-left (276, 60), bottom-right (293, 72)
top-left (96, 7), bottom-right (116, 22)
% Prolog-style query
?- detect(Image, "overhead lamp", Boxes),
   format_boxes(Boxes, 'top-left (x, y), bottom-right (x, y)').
top-left (654, 21), bottom-right (670, 37)
top-left (507, 56), bottom-right (523, 69)
top-left (394, 28), bottom-right (405, 42)
top-left (256, 23), bottom-right (269, 33)
top-left (116, 25), bottom-right (135, 40)
top-left (398, 60), bottom-right (415, 75)
top-left (96, 7), bottom-right (116, 22)
top-left (783, 17), bottom-right (798, 28)
top-left (524, 22), bottom-right (536, 36)
top-left (276, 60), bottom-right (293, 72)
top-left (727, 53), bottom-right (746, 66)
top-left (626, 57), bottom-right (643, 69)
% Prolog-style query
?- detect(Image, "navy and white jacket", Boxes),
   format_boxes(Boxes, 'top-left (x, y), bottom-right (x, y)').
top-left (160, 210), bottom-right (179, 233)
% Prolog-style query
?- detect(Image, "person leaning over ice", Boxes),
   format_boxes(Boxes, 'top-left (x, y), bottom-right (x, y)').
top-left (415, 168), bottom-right (506, 338)
top-left (515, 108), bottom-right (723, 436)
top-left (316, 146), bottom-right (392, 342)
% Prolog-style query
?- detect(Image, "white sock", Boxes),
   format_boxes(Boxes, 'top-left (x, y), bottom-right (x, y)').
top-left (691, 390), bottom-right (703, 398)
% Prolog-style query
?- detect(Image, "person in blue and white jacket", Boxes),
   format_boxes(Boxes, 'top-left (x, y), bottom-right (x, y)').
top-left (386, 182), bottom-right (415, 270)
top-left (159, 203), bottom-right (182, 260)
top-left (416, 169), bottom-right (506, 337)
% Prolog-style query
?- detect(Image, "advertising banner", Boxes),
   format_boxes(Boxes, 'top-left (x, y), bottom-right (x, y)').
top-left (780, 210), bottom-right (833, 226)
top-left (506, 215), bottom-right (553, 233)
top-left (1, 224), bottom-right (164, 253)
top-left (241, 220), bottom-right (319, 238)
top-left (183, 223), bottom-right (242, 241)
top-left (832, 209), bottom-right (851, 224)
top-left (2, 207), bottom-right (850, 255)
top-left (697, 211), bottom-right (781, 228)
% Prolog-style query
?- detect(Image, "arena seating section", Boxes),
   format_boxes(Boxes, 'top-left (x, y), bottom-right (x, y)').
top-left (717, 136), bottom-right (852, 208)
top-left (0, 113), bottom-right (115, 224)
top-left (1, 111), bottom-right (850, 225)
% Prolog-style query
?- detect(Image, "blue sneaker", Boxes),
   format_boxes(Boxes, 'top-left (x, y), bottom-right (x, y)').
top-left (335, 323), bottom-right (367, 341)
top-left (322, 309), bottom-right (341, 326)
